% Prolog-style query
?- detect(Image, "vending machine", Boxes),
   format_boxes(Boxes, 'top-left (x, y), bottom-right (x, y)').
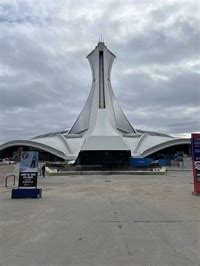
top-left (191, 133), bottom-right (200, 195)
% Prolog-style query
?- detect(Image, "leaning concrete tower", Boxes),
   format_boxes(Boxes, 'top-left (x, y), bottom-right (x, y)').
top-left (69, 41), bottom-right (136, 136)
top-left (69, 42), bottom-right (135, 165)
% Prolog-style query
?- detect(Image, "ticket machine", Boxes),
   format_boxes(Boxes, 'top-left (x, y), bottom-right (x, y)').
top-left (191, 133), bottom-right (200, 195)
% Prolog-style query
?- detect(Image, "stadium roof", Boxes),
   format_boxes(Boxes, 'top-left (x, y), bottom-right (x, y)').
top-left (1, 42), bottom-right (190, 160)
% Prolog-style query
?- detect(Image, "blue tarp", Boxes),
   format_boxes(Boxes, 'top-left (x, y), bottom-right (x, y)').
top-left (130, 158), bottom-right (171, 167)
top-left (158, 159), bottom-right (171, 166)
top-left (130, 157), bottom-right (152, 167)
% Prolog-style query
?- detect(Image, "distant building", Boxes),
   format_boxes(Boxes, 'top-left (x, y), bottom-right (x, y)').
top-left (0, 42), bottom-right (190, 165)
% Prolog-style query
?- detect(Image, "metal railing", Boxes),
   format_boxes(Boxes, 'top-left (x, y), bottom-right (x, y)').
top-left (5, 174), bottom-right (16, 188)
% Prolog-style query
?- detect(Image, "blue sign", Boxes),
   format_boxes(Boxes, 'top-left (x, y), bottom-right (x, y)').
top-left (192, 137), bottom-right (200, 161)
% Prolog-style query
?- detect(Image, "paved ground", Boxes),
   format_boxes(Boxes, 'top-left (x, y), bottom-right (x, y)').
top-left (0, 166), bottom-right (199, 266)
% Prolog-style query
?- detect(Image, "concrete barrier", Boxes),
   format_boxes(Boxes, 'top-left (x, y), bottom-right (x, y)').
top-left (47, 167), bottom-right (167, 176)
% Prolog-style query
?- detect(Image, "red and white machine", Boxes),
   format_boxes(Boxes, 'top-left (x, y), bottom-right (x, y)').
top-left (191, 133), bottom-right (200, 195)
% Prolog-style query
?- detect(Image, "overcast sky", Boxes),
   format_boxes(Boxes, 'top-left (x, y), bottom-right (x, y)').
top-left (0, 0), bottom-right (199, 143)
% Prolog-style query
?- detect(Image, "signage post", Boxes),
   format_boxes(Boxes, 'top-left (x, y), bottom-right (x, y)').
top-left (18, 151), bottom-right (39, 188)
top-left (191, 133), bottom-right (200, 195)
top-left (12, 151), bottom-right (42, 199)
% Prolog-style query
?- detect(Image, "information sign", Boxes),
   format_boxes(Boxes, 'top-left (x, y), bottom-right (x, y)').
top-left (18, 151), bottom-right (39, 188)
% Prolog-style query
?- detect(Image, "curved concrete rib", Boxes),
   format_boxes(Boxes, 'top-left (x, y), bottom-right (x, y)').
top-left (142, 138), bottom-right (191, 157)
top-left (57, 134), bottom-right (72, 154)
top-left (1, 140), bottom-right (66, 159)
top-left (134, 133), bottom-right (149, 154)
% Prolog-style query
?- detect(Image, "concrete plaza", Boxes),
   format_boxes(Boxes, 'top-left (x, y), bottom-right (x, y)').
top-left (0, 168), bottom-right (199, 265)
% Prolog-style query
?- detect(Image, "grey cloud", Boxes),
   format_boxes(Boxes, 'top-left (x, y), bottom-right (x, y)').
top-left (0, 1), bottom-right (199, 142)
top-left (1, 74), bottom-right (90, 110)
top-left (1, 81), bottom-right (51, 109)
top-left (116, 70), bottom-right (199, 109)
top-left (124, 103), bottom-right (200, 134)
top-left (114, 18), bottom-right (199, 66)
top-left (149, 4), bottom-right (180, 23)
top-left (1, 103), bottom-right (75, 141)
top-left (0, 2), bottom-right (50, 25)
top-left (0, 34), bottom-right (58, 76)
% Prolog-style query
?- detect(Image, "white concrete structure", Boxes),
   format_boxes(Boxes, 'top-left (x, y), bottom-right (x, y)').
top-left (1, 42), bottom-right (190, 161)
